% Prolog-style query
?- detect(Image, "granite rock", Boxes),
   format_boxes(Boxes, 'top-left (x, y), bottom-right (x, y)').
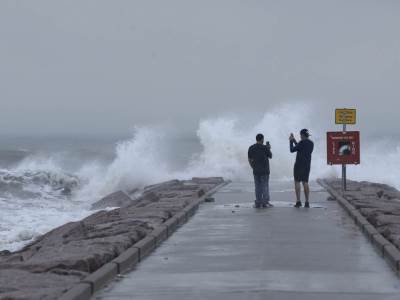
top-left (91, 191), bottom-right (134, 210)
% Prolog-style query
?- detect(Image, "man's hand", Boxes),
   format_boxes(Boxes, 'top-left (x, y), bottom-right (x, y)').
top-left (289, 133), bottom-right (295, 141)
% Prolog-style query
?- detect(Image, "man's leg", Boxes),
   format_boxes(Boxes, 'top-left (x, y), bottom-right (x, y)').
top-left (254, 175), bottom-right (262, 207)
top-left (303, 182), bottom-right (310, 206)
top-left (265, 174), bottom-right (270, 203)
top-left (260, 175), bottom-right (269, 206)
top-left (294, 181), bottom-right (302, 207)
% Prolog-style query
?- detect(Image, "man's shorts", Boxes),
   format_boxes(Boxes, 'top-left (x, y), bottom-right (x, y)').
top-left (294, 166), bottom-right (311, 183)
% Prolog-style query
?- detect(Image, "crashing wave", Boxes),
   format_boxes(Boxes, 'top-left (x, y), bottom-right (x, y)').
top-left (0, 169), bottom-right (80, 199)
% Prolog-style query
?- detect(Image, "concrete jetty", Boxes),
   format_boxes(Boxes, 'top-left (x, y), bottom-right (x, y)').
top-left (97, 181), bottom-right (400, 300)
top-left (2, 178), bottom-right (400, 300)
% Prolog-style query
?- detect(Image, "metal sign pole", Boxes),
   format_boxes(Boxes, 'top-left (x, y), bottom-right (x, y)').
top-left (342, 124), bottom-right (347, 192)
top-left (332, 108), bottom-right (358, 193)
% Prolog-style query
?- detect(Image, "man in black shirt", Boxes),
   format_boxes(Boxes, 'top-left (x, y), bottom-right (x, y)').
top-left (290, 129), bottom-right (314, 208)
top-left (248, 134), bottom-right (273, 208)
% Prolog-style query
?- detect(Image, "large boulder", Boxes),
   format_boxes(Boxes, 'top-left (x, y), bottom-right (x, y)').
top-left (0, 269), bottom-right (80, 300)
top-left (91, 191), bottom-right (134, 210)
top-left (144, 180), bottom-right (182, 194)
top-left (192, 177), bottom-right (224, 184)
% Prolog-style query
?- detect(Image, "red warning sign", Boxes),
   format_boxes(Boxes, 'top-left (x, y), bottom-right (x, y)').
top-left (327, 131), bottom-right (360, 165)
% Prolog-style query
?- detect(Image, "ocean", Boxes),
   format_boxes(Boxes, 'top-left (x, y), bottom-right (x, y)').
top-left (0, 104), bottom-right (398, 251)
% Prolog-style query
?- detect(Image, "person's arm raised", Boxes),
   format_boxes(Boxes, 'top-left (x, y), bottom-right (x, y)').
top-left (290, 138), bottom-right (299, 153)
top-left (266, 145), bottom-right (272, 159)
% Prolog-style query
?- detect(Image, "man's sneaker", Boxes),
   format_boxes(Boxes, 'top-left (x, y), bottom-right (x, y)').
top-left (304, 202), bottom-right (310, 208)
top-left (294, 201), bottom-right (302, 208)
top-left (264, 202), bottom-right (274, 208)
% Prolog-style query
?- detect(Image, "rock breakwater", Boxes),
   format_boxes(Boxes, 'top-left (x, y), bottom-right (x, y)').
top-left (322, 179), bottom-right (400, 251)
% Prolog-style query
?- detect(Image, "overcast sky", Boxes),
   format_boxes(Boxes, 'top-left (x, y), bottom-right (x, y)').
top-left (0, 0), bottom-right (399, 137)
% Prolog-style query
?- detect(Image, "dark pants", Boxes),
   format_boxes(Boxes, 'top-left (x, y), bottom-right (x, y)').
top-left (253, 174), bottom-right (270, 206)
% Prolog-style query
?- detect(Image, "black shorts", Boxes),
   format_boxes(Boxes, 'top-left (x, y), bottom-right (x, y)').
top-left (294, 166), bottom-right (310, 183)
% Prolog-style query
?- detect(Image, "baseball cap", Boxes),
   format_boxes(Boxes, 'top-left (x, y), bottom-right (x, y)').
top-left (300, 129), bottom-right (311, 137)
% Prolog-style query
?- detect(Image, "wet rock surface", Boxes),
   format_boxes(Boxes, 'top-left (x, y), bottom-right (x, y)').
top-left (91, 191), bottom-right (135, 210)
top-left (0, 177), bottom-right (224, 300)
top-left (324, 179), bottom-right (400, 250)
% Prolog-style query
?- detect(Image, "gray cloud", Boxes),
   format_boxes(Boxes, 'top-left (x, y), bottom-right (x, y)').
top-left (0, 0), bottom-right (399, 136)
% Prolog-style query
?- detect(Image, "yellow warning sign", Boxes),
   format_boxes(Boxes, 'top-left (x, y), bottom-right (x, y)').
top-left (335, 109), bottom-right (356, 125)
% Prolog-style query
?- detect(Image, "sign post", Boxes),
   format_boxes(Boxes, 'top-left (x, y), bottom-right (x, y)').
top-left (329, 108), bottom-right (359, 192)
top-left (342, 123), bottom-right (347, 191)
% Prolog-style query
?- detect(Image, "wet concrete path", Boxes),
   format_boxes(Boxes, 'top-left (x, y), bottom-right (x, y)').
top-left (97, 181), bottom-right (400, 300)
